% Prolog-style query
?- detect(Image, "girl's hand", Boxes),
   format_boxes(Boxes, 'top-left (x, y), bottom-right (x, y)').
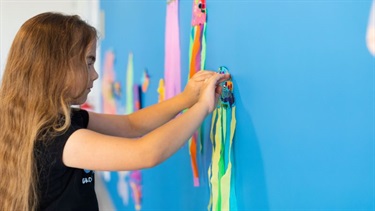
top-left (197, 72), bottom-right (231, 113)
top-left (182, 70), bottom-right (217, 108)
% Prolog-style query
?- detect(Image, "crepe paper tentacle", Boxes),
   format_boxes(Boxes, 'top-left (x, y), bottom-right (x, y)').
top-left (102, 50), bottom-right (117, 114)
top-left (208, 67), bottom-right (237, 211)
top-left (141, 69), bottom-right (150, 93)
top-left (164, 0), bottom-right (181, 100)
top-left (126, 53), bottom-right (134, 115)
top-left (129, 170), bottom-right (142, 211)
top-left (125, 53), bottom-right (144, 210)
top-left (187, 0), bottom-right (208, 188)
top-left (157, 79), bottom-right (165, 103)
top-left (189, 133), bottom-right (200, 186)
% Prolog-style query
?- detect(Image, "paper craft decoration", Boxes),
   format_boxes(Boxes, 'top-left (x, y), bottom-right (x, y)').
top-left (102, 50), bottom-right (117, 114)
top-left (207, 66), bottom-right (237, 211)
top-left (141, 69), bottom-right (150, 93)
top-left (126, 53), bottom-right (134, 115)
top-left (117, 171), bottom-right (131, 206)
top-left (112, 82), bottom-right (122, 101)
top-left (129, 170), bottom-right (142, 211)
top-left (117, 171), bottom-right (142, 211)
top-left (101, 50), bottom-right (120, 189)
top-left (191, 0), bottom-right (207, 26)
top-left (164, 0), bottom-right (181, 100)
top-left (158, 79), bottom-right (165, 102)
top-left (115, 52), bottom-right (143, 210)
top-left (131, 67), bottom-right (142, 210)
top-left (101, 51), bottom-right (143, 210)
top-left (189, 0), bottom-right (207, 78)
top-left (187, 0), bottom-right (208, 187)
top-left (367, 0), bottom-right (375, 56)
top-left (134, 85), bottom-right (141, 111)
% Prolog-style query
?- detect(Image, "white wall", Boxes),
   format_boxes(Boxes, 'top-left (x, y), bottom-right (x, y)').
top-left (0, 0), bottom-right (102, 112)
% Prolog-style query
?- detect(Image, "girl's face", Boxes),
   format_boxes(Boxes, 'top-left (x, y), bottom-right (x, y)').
top-left (74, 41), bottom-right (99, 105)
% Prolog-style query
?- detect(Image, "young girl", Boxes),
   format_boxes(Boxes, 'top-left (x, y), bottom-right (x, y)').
top-left (0, 12), bottom-right (230, 210)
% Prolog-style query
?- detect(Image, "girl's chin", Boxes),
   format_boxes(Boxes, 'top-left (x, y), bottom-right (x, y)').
top-left (71, 97), bottom-right (88, 106)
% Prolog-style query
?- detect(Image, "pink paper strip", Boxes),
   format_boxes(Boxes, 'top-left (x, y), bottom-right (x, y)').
top-left (164, 0), bottom-right (181, 100)
top-left (101, 50), bottom-right (117, 114)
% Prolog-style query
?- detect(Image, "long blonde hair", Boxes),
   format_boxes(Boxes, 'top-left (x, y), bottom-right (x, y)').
top-left (0, 12), bottom-right (97, 210)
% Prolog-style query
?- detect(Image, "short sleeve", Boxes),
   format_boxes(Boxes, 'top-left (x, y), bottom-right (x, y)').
top-left (71, 108), bottom-right (89, 128)
top-left (35, 108), bottom-right (90, 172)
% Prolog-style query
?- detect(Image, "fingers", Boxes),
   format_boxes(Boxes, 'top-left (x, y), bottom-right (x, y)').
top-left (206, 72), bottom-right (227, 87)
top-left (217, 73), bottom-right (231, 83)
top-left (193, 70), bottom-right (231, 82)
top-left (197, 72), bottom-right (231, 113)
top-left (215, 85), bottom-right (222, 96)
top-left (192, 70), bottom-right (215, 81)
top-left (195, 71), bottom-right (231, 91)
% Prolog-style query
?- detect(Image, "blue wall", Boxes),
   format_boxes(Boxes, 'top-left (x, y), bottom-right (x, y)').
top-left (99, 0), bottom-right (374, 210)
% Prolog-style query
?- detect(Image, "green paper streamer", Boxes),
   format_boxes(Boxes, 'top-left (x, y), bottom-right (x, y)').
top-left (126, 53), bottom-right (134, 114)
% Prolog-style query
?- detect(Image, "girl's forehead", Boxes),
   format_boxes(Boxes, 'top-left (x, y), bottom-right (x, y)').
top-left (89, 41), bottom-right (97, 51)
top-left (87, 42), bottom-right (97, 55)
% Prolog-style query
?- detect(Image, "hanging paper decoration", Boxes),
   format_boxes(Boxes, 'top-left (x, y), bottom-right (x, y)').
top-left (134, 84), bottom-right (142, 111)
top-left (115, 52), bottom-right (143, 210)
top-left (117, 171), bottom-right (131, 206)
top-left (126, 53), bottom-right (134, 115)
top-left (164, 0), bottom-right (181, 100)
top-left (141, 69), bottom-right (150, 93)
top-left (157, 79), bottom-right (165, 102)
top-left (116, 53), bottom-right (134, 208)
top-left (189, 0), bottom-right (207, 76)
top-left (187, 0), bottom-right (208, 187)
top-left (208, 66), bottom-right (237, 211)
top-left (130, 82), bottom-right (142, 210)
top-left (102, 50), bottom-right (117, 114)
top-left (101, 50), bottom-right (120, 183)
top-left (366, 0), bottom-right (375, 56)
top-left (112, 82), bottom-right (122, 101)
top-left (129, 170), bottom-right (142, 211)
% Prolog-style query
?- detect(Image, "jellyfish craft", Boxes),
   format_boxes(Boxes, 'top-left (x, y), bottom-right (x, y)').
top-left (187, 0), bottom-right (208, 187)
top-left (207, 66), bottom-right (237, 211)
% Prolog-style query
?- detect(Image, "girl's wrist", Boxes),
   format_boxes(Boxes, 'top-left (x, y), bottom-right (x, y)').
top-left (193, 101), bottom-right (210, 116)
top-left (179, 91), bottom-right (196, 109)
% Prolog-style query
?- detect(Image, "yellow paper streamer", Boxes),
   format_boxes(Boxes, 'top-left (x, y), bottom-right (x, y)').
top-left (208, 106), bottom-right (237, 211)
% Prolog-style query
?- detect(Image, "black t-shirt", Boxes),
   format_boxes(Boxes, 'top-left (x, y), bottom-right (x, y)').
top-left (35, 109), bottom-right (98, 211)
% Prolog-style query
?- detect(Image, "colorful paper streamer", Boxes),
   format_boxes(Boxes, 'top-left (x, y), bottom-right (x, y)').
top-left (164, 0), bottom-right (181, 100)
top-left (126, 53), bottom-right (134, 115)
top-left (101, 50), bottom-right (117, 114)
top-left (207, 66), bottom-right (237, 211)
top-left (158, 79), bottom-right (165, 103)
top-left (141, 69), bottom-right (150, 93)
top-left (187, 0), bottom-right (208, 187)
top-left (117, 52), bottom-right (143, 210)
